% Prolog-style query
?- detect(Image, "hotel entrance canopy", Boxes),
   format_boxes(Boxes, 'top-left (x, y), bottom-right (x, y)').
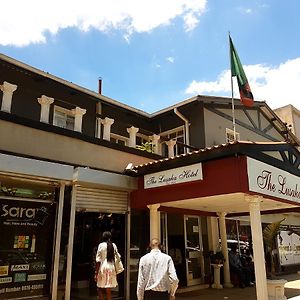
top-left (131, 141), bottom-right (300, 215)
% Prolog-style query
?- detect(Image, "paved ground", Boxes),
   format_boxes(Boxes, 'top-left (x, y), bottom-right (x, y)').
top-left (176, 273), bottom-right (300, 300)
top-left (58, 273), bottom-right (300, 299)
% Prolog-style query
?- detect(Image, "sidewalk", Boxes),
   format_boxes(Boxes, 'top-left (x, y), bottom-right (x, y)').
top-left (176, 273), bottom-right (300, 300)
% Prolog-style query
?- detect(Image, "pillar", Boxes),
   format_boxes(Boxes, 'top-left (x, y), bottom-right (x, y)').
top-left (38, 95), bottom-right (54, 123)
top-left (65, 185), bottom-right (77, 300)
top-left (51, 182), bottom-right (65, 300)
top-left (217, 212), bottom-right (233, 288)
top-left (207, 216), bottom-right (219, 253)
top-left (166, 139), bottom-right (176, 158)
top-left (127, 126), bottom-right (139, 148)
top-left (147, 204), bottom-right (160, 240)
top-left (247, 195), bottom-right (268, 300)
top-left (101, 117), bottom-right (114, 141)
top-left (150, 134), bottom-right (160, 154)
top-left (72, 107), bottom-right (86, 132)
top-left (211, 264), bottom-right (223, 289)
top-left (0, 81), bottom-right (17, 113)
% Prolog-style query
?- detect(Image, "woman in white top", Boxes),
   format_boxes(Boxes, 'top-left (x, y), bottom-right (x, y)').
top-left (95, 231), bottom-right (119, 300)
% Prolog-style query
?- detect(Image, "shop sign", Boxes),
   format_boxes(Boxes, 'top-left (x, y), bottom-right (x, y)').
top-left (144, 163), bottom-right (202, 189)
top-left (277, 230), bottom-right (300, 265)
top-left (247, 157), bottom-right (300, 204)
top-left (0, 198), bottom-right (56, 299)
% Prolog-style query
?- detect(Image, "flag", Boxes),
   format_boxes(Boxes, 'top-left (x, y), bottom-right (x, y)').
top-left (229, 36), bottom-right (254, 107)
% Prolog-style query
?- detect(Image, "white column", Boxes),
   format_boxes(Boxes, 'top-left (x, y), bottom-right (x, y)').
top-left (38, 95), bottom-right (54, 123)
top-left (150, 134), bottom-right (160, 154)
top-left (247, 195), bottom-right (268, 300)
top-left (65, 185), bottom-right (77, 300)
top-left (72, 107), bottom-right (86, 132)
top-left (207, 216), bottom-right (219, 253)
top-left (96, 118), bottom-right (102, 138)
top-left (217, 212), bottom-right (233, 288)
top-left (51, 182), bottom-right (65, 300)
top-left (127, 126), bottom-right (139, 148)
top-left (101, 117), bottom-right (114, 141)
top-left (0, 81), bottom-right (17, 113)
top-left (147, 204), bottom-right (160, 240)
top-left (166, 140), bottom-right (176, 158)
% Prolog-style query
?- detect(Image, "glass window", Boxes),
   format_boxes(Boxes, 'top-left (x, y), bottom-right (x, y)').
top-left (53, 107), bottom-right (75, 130)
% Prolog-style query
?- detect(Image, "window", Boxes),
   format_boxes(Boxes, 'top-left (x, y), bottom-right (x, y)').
top-left (160, 126), bottom-right (185, 156)
top-left (110, 133), bottom-right (128, 146)
top-left (53, 106), bottom-right (75, 130)
top-left (136, 133), bottom-right (150, 146)
top-left (226, 128), bottom-right (240, 143)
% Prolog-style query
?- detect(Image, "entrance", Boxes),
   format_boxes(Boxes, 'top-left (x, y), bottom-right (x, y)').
top-left (70, 212), bottom-right (126, 300)
top-left (184, 216), bottom-right (205, 286)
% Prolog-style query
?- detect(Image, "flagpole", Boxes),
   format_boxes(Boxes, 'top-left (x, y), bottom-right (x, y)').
top-left (229, 32), bottom-right (237, 141)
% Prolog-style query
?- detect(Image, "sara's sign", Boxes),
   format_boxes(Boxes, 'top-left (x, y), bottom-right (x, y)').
top-left (144, 163), bottom-right (202, 189)
top-left (247, 157), bottom-right (300, 203)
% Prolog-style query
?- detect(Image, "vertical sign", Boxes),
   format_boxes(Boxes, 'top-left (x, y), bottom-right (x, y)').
top-left (0, 199), bottom-right (56, 299)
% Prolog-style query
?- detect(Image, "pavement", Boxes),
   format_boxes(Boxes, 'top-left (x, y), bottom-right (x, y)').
top-left (58, 272), bottom-right (300, 299)
top-left (176, 273), bottom-right (300, 300)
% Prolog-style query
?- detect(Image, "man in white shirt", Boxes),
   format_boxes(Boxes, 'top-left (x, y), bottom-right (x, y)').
top-left (137, 238), bottom-right (179, 300)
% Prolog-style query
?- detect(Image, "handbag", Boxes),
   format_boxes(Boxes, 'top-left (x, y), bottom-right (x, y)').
top-left (114, 250), bottom-right (124, 274)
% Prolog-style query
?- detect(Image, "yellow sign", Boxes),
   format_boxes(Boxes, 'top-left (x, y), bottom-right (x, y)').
top-left (0, 266), bottom-right (8, 277)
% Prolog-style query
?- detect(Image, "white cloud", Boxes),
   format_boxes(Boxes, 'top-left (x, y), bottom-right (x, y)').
top-left (239, 7), bottom-right (253, 14)
top-left (0, 0), bottom-right (207, 46)
top-left (185, 57), bottom-right (300, 109)
top-left (166, 56), bottom-right (175, 63)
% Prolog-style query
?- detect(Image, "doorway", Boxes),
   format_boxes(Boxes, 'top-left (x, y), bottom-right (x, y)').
top-left (184, 215), bottom-right (205, 286)
top-left (70, 212), bottom-right (126, 299)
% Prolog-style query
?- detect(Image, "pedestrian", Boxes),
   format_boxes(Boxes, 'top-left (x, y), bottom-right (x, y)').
top-left (229, 244), bottom-right (253, 288)
top-left (137, 238), bottom-right (179, 300)
top-left (95, 231), bottom-right (122, 300)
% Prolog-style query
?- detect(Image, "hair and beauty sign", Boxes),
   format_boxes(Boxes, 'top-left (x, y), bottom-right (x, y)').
top-left (247, 157), bottom-right (300, 204)
top-left (144, 163), bottom-right (202, 189)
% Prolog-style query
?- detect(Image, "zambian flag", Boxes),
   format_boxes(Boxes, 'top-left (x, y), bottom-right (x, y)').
top-left (230, 36), bottom-right (254, 107)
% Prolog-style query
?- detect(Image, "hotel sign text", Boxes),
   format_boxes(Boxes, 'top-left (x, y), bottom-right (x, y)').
top-left (144, 163), bottom-right (202, 189)
top-left (247, 157), bottom-right (300, 204)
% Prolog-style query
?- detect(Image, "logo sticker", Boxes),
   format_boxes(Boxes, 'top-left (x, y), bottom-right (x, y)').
top-left (28, 274), bottom-right (47, 281)
top-left (11, 264), bottom-right (30, 272)
top-left (0, 277), bottom-right (12, 284)
top-left (0, 266), bottom-right (8, 277)
top-left (14, 273), bottom-right (27, 283)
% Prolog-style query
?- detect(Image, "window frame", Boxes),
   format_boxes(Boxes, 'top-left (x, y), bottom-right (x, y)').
top-left (53, 105), bottom-right (75, 130)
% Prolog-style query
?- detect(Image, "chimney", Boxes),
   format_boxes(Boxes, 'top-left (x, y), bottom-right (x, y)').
top-left (98, 78), bottom-right (102, 94)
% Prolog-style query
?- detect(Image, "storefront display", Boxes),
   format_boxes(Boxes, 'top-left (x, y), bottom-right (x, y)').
top-left (0, 198), bottom-right (56, 299)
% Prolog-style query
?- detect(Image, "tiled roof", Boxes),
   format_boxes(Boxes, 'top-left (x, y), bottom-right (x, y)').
top-left (133, 141), bottom-right (291, 173)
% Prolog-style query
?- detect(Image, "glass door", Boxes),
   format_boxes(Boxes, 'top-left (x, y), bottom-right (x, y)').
top-left (184, 216), bottom-right (205, 286)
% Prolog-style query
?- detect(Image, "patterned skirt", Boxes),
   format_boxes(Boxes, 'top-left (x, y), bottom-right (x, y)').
top-left (97, 259), bottom-right (118, 288)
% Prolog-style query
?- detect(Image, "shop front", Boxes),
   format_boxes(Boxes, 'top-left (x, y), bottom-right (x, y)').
top-left (0, 152), bottom-right (74, 300)
top-left (0, 178), bottom-right (57, 299)
top-left (62, 167), bottom-right (137, 300)
top-left (130, 142), bottom-right (300, 300)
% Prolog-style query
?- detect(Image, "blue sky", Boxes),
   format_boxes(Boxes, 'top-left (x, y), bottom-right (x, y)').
top-left (1, 0), bottom-right (300, 113)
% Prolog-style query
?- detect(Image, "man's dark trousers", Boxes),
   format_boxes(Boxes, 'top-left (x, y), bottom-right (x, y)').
top-left (144, 290), bottom-right (169, 300)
